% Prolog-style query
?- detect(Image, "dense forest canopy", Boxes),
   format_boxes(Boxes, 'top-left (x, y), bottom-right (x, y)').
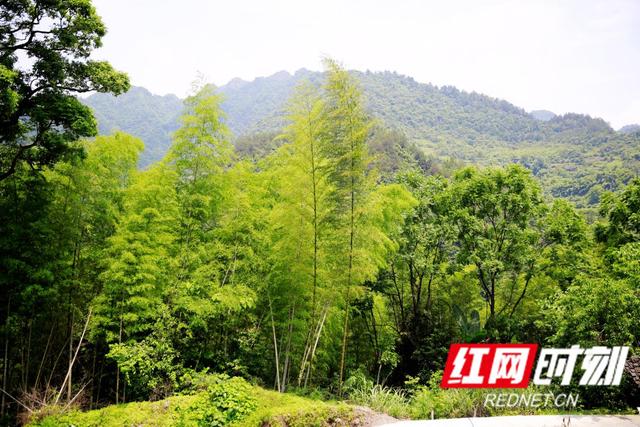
top-left (83, 70), bottom-right (640, 211)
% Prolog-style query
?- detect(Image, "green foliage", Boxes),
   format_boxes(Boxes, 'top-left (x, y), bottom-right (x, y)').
top-left (236, 387), bottom-right (356, 427)
top-left (376, 171), bottom-right (458, 379)
top-left (29, 396), bottom-right (198, 427)
top-left (410, 378), bottom-right (484, 419)
top-left (538, 200), bottom-right (589, 288)
top-left (1, 39), bottom-right (638, 423)
top-left (93, 162), bottom-right (177, 344)
top-left (376, 164), bottom-right (591, 382)
top-left (107, 313), bottom-right (184, 400)
top-left (177, 375), bottom-right (256, 427)
top-left (596, 177), bottom-right (640, 249)
top-left (0, 0), bottom-right (130, 180)
top-left (0, 131), bottom-right (143, 421)
top-left (543, 276), bottom-right (640, 347)
top-left (612, 242), bottom-right (640, 287)
top-left (344, 370), bottom-right (484, 419)
top-left (449, 164), bottom-right (545, 323)
top-left (29, 376), bottom-right (356, 427)
top-left (84, 87), bottom-right (183, 167)
top-left (367, 127), bottom-right (434, 180)
top-left (234, 131), bottom-right (281, 161)
top-left (344, 372), bottom-right (408, 418)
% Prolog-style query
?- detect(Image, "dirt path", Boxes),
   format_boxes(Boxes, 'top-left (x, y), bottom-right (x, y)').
top-left (353, 406), bottom-right (399, 426)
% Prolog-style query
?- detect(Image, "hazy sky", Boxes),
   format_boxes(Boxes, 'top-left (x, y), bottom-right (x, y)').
top-left (91, 0), bottom-right (640, 129)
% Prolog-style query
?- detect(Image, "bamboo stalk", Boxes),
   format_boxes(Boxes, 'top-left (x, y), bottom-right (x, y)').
top-left (54, 309), bottom-right (91, 406)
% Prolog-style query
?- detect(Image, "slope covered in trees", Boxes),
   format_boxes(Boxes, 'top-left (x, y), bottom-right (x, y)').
top-left (83, 70), bottom-right (640, 209)
top-left (82, 87), bottom-right (183, 167)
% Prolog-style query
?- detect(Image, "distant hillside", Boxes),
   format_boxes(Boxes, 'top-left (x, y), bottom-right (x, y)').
top-left (218, 69), bottom-right (553, 142)
top-left (218, 70), bottom-right (304, 135)
top-left (82, 70), bottom-right (640, 208)
top-left (83, 87), bottom-right (183, 167)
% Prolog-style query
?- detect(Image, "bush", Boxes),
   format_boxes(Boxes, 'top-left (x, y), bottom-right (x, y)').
top-left (28, 375), bottom-right (359, 427)
top-left (177, 374), bottom-right (256, 426)
top-left (107, 314), bottom-right (185, 400)
top-left (344, 370), bottom-right (490, 420)
top-left (410, 385), bottom-right (485, 419)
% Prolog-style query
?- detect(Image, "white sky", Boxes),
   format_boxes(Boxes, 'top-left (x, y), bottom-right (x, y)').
top-left (91, 0), bottom-right (640, 129)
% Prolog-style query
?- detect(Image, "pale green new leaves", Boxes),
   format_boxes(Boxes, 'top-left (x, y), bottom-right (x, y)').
top-left (94, 163), bottom-right (178, 343)
top-left (167, 85), bottom-right (256, 321)
top-left (268, 82), bottom-right (333, 302)
top-left (169, 84), bottom-right (233, 187)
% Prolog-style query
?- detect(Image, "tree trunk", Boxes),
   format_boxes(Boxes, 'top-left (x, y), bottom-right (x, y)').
top-left (338, 158), bottom-right (356, 396)
top-left (67, 311), bottom-right (73, 402)
top-left (115, 314), bottom-right (123, 404)
top-left (281, 305), bottom-right (294, 391)
top-left (304, 306), bottom-right (328, 388)
top-left (268, 297), bottom-right (281, 392)
top-left (1, 297), bottom-right (10, 416)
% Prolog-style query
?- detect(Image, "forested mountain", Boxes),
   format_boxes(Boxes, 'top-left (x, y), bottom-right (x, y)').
top-left (83, 70), bottom-right (640, 208)
top-left (83, 87), bottom-right (183, 167)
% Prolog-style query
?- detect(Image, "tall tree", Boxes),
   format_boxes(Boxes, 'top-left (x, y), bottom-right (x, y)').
top-left (46, 132), bottom-right (143, 403)
top-left (596, 177), bottom-right (640, 251)
top-left (449, 165), bottom-right (544, 324)
top-left (448, 165), bottom-right (586, 338)
top-left (0, 0), bottom-right (130, 180)
top-left (93, 162), bottom-right (178, 403)
top-left (164, 84), bottom-right (256, 376)
top-left (0, 132), bottom-right (141, 414)
top-left (321, 58), bottom-right (374, 392)
top-left (378, 172), bottom-right (457, 378)
top-left (167, 84), bottom-right (233, 284)
top-left (265, 82), bottom-right (332, 390)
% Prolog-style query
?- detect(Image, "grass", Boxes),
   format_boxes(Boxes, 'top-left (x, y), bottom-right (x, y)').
top-left (346, 384), bottom-right (408, 418)
top-left (235, 388), bottom-right (358, 427)
top-left (27, 381), bottom-right (360, 427)
top-left (29, 394), bottom-right (199, 427)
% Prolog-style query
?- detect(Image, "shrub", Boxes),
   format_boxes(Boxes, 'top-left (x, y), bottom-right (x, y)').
top-left (410, 386), bottom-right (485, 419)
top-left (177, 375), bottom-right (257, 427)
top-left (107, 314), bottom-right (185, 401)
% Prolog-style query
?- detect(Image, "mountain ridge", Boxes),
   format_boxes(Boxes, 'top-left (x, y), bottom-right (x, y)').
top-left (82, 69), bottom-right (640, 208)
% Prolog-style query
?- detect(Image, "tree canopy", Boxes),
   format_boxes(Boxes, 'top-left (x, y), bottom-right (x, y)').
top-left (0, 0), bottom-right (129, 180)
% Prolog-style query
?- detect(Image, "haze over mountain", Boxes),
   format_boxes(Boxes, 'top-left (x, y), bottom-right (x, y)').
top-left (529, 110), bottom-right (556, 122)
top-left (82, 69), bottom-right (640, 209)
top-left (83, 87), bottom-right (183, 167)
top-left (619, 124), bottom-right (640, 134)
